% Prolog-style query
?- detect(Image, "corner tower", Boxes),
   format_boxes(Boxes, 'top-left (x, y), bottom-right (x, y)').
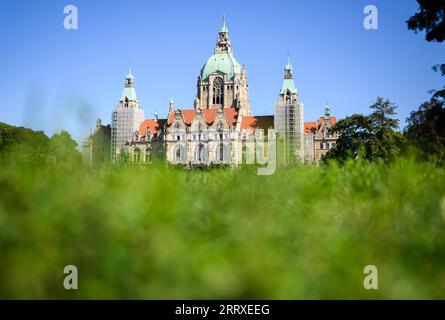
top-left (274, 54), bottom-right (304, 163)
top-left (196, 16), bottom-right (251, 115)
top-left (111, 68), bottom-right (145, 162)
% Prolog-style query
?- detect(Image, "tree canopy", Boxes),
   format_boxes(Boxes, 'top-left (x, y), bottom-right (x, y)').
top-left (324, 98), bottom-right (406, 164)
top-left (0, 122), bottom-right (81, 167)
top-left (407, 0), bottom-right (445, 42)
top-left (404, 99), bottom-right (445, 162)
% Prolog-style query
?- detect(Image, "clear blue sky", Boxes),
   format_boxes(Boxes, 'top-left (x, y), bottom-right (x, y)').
top-left (0, 0), bottom-right (443, 143)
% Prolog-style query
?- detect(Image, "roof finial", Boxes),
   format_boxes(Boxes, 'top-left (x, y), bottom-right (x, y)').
top-left (324, 100), bottom-right (331, 118)
top-left (287, 51), bottom-right (291, 66)
top-left (128, 61), bottom-right (132, 76)
top-left (222, 14), bottom-right (226, 27)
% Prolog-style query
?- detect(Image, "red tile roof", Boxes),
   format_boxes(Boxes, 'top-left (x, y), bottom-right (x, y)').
top-left (167, 110), bottom-right (175, 126)
top-left (139, 119), bottom-right (160, 136)
top-left (203, 109), bottom-right (218, 124)
top-left (166, 108), bottom-right (239, 126)
top-left (304, 117), bottom-right (337, 133)
top-left (181, 109), bottom-right (197, 125)
top-left (240, 116), bottom-right (257, 132)
top-left (224, 108), bottom-right (238, 126)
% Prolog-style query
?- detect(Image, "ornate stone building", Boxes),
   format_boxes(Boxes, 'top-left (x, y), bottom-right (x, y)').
top-left (304, 104), bottom-right (338, 163)
top-left (84, 17), bottom-right (338, 167)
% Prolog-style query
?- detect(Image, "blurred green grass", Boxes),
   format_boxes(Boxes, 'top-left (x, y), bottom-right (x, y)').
top-left (0, 155), bottom-right (445, 299)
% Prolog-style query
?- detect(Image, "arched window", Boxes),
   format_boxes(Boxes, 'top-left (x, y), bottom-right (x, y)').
top-left (175, 147), bottom-right (181, 162)
top-left (219, 144), bottom-right (224, 162)
top-left (326, 143), bottom-right (330, 149)
top-left (285, 91), bottom-right (291, 103)
top-left (212, 78), bottom-right (223, 105)
top-left (134, 148), bottom-right (141, 162)
top-left (320, 143), bottom-right (324, 150)
top-left (242, 145), bottom-right (247, 164)
top-left (195, 144), bottom-right (206, 163)
top-left (145, 148), bottom-right (151, 162)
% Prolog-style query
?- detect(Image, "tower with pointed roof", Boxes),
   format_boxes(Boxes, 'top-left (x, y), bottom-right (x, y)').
top-left (111, 68), bottom-right (145, 162)
top-left (196, 16), bottom-right (251, 115)
top-left (274, 53), bottom-right (304, 164)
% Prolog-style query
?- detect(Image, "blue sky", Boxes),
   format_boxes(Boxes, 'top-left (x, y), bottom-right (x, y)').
top-left (0, 0), bottom-right (443, 143)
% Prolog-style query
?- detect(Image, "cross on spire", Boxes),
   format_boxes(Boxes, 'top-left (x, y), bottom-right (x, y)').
top-left (215, 15), bottom-right (231, 53)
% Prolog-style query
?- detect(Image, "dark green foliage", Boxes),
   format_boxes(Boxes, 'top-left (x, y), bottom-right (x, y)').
top-left (49, 130), bottom-right (82, 168)
top-left (0, 122), bottom-right (81, 168)
top-left (431, 64), bottom-right (445, 100)
top-left (407, 0), bottom-right (445, 42)
top-left (0, 122), bottom-right (50, 166)
top-left (407, 2), bottom-right (445, 98)
top-left (405, 99), bottom-right (445, 162)
top-left (324, 98), bottom-right (406, 164)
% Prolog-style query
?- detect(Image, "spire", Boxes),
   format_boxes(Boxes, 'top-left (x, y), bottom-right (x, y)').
top-left (280, 53), bottom-right (297, 95)
top-left (169, 97), bottom-right (174, 111)
top-left (324, 101), bottom-right (331, 118)
top-left (215, 15), bottom-right (232, 54)
top-left (284, 52), bottom-right (293, 79)
top-left (128, 61), bottom-right (133, 77)
top-left (286, 51), bottom-right (291, 68)
top-left (220, 14), bottom-right (228, 32)
top-left (120, 67), bottom-right (137, 101)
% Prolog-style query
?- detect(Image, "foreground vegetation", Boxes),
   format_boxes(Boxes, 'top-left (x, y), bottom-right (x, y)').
top-left (0, 138), bottom-right (445, 299)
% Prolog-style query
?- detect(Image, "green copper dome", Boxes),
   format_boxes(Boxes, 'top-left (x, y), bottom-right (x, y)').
top-left (200, 53), bottom-right (242, 80)
top-left (120, 73), bottom-right (137, 101)
top-left (120, 86), bottom-right (137, 101)
top-left (280, 79), bottom-right (297, 95)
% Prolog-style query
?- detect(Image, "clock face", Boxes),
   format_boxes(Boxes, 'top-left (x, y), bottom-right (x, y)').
top-left (213, 77), bottom-right (223, 88)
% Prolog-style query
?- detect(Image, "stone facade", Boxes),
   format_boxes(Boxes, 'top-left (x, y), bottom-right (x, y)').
top-left (82, 118), bottom-right (111, 167)
top-left (84, 17), bottom-right (338, 167)
top-left (303, 105), bottom-right (338, 163)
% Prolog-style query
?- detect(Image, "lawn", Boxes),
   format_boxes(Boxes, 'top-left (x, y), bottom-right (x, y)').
top-left (0, 157), bottom-right (444, 299)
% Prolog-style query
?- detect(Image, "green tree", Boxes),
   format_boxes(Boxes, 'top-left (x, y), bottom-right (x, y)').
top-left (49, 130), bottom-right (82, 165)
top-left (407, 0), bottom-right (445, 42)
top-left (324, 98), bottom-right (405, 164)
top-left (407, 0), bottom-right (445, 98)
top-left (404, 99), bottom-right (445, 162)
